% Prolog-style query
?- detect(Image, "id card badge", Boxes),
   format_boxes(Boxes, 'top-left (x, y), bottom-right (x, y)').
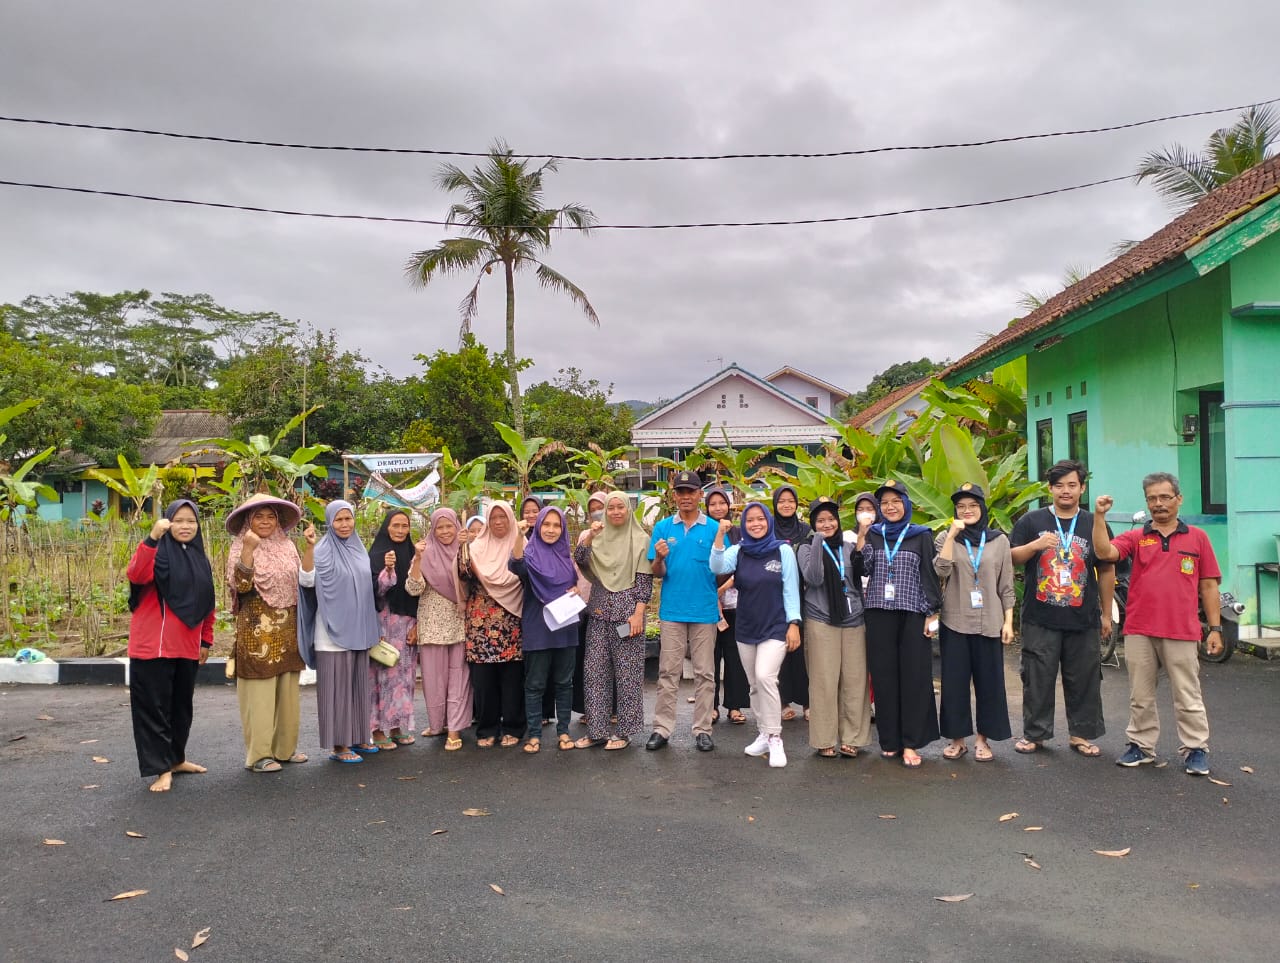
top-left (970, 590), bottom-right (984, 609)
top-left (1057, 568), bottom-right (1072, 587)
top-left (883, 582), bottom-right (895, 602)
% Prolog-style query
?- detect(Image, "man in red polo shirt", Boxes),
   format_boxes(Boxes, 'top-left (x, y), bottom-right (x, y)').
top-left (1092, 472), bottom-right (1223, 776)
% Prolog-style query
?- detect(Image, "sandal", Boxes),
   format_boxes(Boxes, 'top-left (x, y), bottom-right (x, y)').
top-left (251, 757), bottom-right (283, 773)
top-left (391, 733), bottom-right (416, 746)
top-left (880, 750), bottom-right (898, 759)
top-left (839, 745), bottom-right (859, 758)
top-left (604, 736), bottom-right (630, 751)
top-left (1069, 740), bottom-right (1102, 757)
top-left (558, 734), bottom-right (575, 751)
top-left (816, 747), bottom-right (838, 758)
top-left (781, 707), bottom-right (797, 722)
top-left (421, 728), bottom-right (445, 738)
top-left (278, 752), bottom-right (308, 764)
top-left (711, 710), bottom-right (720, 724)
top-left (974, 743), bottom-right (994, 762)
top-left (328, 751), bottom-right (362, 763)
top-left (372, 738), bottom-right (397, 750)
top-left (500, 734), bottom-right (520, 748)
top-left (522, 738), bottom-right (541, 754)
top-left (575, 736), bottom-right (606, 749)
top-left (729, 710), bottom-right (746, 725)
top-left (902, 750), bottom-right (923, 768)
top-left (943, 743), bottom-right (969, 760)
top-left (1014, 739), bottom-right (1041, 754)
top-left (352, 743), bottom-right (380, 754)
top-left (476, 737), bottom-right (496, 749)
top-left (445, 736), bottom-right (463, 751)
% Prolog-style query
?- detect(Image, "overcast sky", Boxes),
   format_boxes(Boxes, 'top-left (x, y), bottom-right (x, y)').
top-left (2, 2), bottom-right (1276, 405)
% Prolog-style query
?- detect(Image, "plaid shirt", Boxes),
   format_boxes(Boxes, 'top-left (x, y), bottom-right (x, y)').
top-left (861, 530), bottom-right (938, 615)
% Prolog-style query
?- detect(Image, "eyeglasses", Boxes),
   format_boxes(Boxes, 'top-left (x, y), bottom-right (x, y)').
top-left (1145, 493), bottom-right (1179, 504)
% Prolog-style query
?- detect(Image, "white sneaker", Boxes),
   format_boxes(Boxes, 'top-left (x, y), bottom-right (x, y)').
top-left (744, 732), bottom-right (770, 756)
top-left (768, 735), bottom-right (787, 768)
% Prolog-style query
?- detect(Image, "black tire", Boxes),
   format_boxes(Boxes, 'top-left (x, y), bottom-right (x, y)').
top-left (1198, 619), bottom-right (1237, 664)
top-left (1101, 586), bottom-right (1124, 663)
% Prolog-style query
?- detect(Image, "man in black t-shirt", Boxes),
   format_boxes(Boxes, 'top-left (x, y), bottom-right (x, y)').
top-left (1009, 460), bottom-right (1114, 756)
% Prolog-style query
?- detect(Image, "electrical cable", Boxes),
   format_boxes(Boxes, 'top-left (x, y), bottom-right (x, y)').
top-left (1, 95), bottom-right (1275, 161)
top-left (0, 174), bottom-right (1131, 229)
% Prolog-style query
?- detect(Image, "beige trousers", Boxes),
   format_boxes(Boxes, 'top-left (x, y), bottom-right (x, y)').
top-left (805, 621), bottom-right (872, 750)
top-left (653, 621), bottom-right (717, 738)
top-left (1123, 635), bottom-right (1209, 753)
top-left (237, 671), bottom-right (302, 767)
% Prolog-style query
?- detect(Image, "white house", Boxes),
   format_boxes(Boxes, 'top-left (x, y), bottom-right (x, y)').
top-left (630, 365), bottom-right (846, 475)
top-left (849, 375), bottom-right (932, 435)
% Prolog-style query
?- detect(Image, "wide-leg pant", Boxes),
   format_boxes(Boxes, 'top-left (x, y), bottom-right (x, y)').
top-left (714, 608), bottom-right (749, 712)
top-left (805, 620), bottom-right (872, 750)
top-left (939, 626), bottom-right (1012, 741)
top-left (864, 609), bottom-right (939, 753)
top-left (419, 642), bottom-right (473, 734)
top-left (237, 670), bottom-right (301, 768)
top-left (130, 657), bottom-right (199, 778)
top-left (583, 617), bottom-right (646, 740)
top-left (470, 660), bottom-right (525, 739)
top-left (1019, 621), bottom-right (1104, 742)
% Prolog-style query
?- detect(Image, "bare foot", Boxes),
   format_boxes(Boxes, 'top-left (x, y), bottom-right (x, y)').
top-left (149, 772), bottom-right (173, 792)
top-left (170, 761), bottom-right (207, 774)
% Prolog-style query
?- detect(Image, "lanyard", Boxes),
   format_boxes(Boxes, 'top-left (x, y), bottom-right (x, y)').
top-left (1053, 510), bottom-right (1079, 562)
top-left (963, 530), bottom-right (986, 577)
top-left (880, 523), bottom-right (908, 578)
top-left (821, 540), bottom-right (846, 589)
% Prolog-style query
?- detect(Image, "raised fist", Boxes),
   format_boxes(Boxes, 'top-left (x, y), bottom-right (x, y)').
top-left (413, 538), bottom-right (428, 556)
top-left (1094, 495), bottom-right (1114, 514)
top-left (590, 520), bottom-right (604, 535)
top-left (150, 518), bottom-right (171, 540)
top-left (654, 538), bottom-right (670, 559)
top-left (949, 517), bottom-right (966, 536)
top-left (384, 550), bottom-right (397, 571)
top-left (242, 530), bottom-right (262, 551)
top-left (718, 519), bottom-right (733, 537)
top-left (303, 523), bottom-right (317, 546)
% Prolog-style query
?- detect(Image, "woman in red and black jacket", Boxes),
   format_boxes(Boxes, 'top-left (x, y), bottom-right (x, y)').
top-left (126, 499), bottom-right (217, 792)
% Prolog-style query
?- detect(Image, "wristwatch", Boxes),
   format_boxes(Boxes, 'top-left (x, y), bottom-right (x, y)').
top-left (1207, 625), bottom-right (1223, 633)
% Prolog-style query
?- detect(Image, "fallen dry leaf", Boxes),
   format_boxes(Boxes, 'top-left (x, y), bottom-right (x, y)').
top-left (1222, 797), bottom-right (1229, 805)
top-left (91, 756), bottom-right (110, 764)
top-left (488, 883), bottom-right (505, 895)
top-left (1093, 848), bottom-right (1131, 858)
top-left (36, 714), bottom-right (54, 721)
top-left (7, 734), bottom-right (26, 742)
top-left (79, 739), bottom-right (99, 745)
top-left (999, 812), bottom-right (1019, 822)
top-left (365, 820), bottom-right (386, 826)
top-left (1188, 883), bottom-right (1200, 890)
top-left (747, 815), bottom-right (756, 822)
top-left (934, 893), bottom-right (973, 903)
top-left (192, 927), bottom-right (210, 948)
top-left (1207, 777), bottom-right (1231, 787)
top-left (356, 783), bottom-right (366, 788)
top-left (430, 829), bottom-right (447, 836)
top-left (878, 814), bottom-right (897, 820)
top-left (175, 949), bottom-right (189, 962)
top-left (394, 906), bottom-right (412, 911)
top-left (125, 831), bottom-right (145, 839)
top-left (1240, 766), bottom-right (1254, 774)
top-left (1024, 826), bottom-right (1044, 832)
top-left (1024, 859), bottom-right (1042, 870)
top-left (397, 775), bottom-right (417, 781)
top-left (950, 772), bottom-right (957, 779)
top-left (43, 838), bottom-right (66, 846)
top-left (107, 889), bottom-right (148, 901)
top-left (462, 808), bottom-right (492, 817)
top-left (81, 784), bottom-right (99, 790)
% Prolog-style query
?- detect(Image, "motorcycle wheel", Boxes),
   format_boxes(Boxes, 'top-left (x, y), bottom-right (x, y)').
top-left (1101, 595), bottom-right (1122, 663)
top-left (1198, 619), bottom-right (1237, 664)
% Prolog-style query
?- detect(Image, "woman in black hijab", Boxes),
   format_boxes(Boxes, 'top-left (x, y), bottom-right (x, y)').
top-left (772, 485), bottom-right (811, 721)
top-left (368, 509), bottom-right (421, 749)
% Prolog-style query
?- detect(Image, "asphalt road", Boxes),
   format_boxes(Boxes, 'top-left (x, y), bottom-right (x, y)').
top-left (4, 651), bottom-right (1279, 963)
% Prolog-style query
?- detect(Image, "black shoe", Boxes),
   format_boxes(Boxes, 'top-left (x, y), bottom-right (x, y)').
top-left (695, 733), bottom-right (715, 752)
top-left (645, 732), bottom-right (668, 751)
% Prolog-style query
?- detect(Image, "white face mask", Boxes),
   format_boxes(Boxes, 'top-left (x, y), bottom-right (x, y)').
top-left (856, 511), bottom-right (876, 525)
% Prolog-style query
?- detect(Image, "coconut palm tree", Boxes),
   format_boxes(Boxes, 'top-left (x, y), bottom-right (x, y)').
top-left (1135, 104), bottom-right (1278, 211)
top-left (404, 141), bottom-right (599, 434)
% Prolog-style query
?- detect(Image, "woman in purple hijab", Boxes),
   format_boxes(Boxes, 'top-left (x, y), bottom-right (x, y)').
top-left (510, 505), bottom-right (581, 752)
top-left (298, 500), bottom-right (381, 763)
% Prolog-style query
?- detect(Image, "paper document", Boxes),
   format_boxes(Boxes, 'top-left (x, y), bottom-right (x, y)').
top-left (543, 592), bottom-right (587, 631)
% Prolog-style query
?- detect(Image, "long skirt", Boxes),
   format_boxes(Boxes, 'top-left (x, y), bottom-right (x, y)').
top-left (369, 612), bottom-right (417, 734)
top-left (316, 650), bottom-right (372, 748)
top-left (130, 657), bottom-right (198, 777)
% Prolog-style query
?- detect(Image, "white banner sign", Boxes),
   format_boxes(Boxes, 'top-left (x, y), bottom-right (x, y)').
top-left (346, 453), bottom-right (441, 474)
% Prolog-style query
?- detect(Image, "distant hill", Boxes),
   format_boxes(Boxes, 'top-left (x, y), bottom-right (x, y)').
top-left (617, 399), bottom-right (654, 417)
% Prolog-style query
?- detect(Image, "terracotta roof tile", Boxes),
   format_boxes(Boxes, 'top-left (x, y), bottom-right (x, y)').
top-left (849, 375), bottom-right (934, 428)
top-left (945, 155), bottom-right (1280, 378)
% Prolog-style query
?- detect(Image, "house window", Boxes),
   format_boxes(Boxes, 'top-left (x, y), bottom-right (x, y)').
top-left (1065, 385), bottom-right (1073, 400)
top-left (1080, 380), bottom-right (1087, 396)
top-left (1200, 390), bottom-right (1226, 513)
top-left (738, 393), bottom-right (749, 409)
top-left (1068, 411), bottom-right (1088, 466)
top-left (1036, 419), bottom-right (1054, 482)
top-left (1046, 390), bottom-right (1053, 406)
top-left (805, 396), bottom-right (819, 408)
top-left (1034, 394), bottom-right (1040, 408)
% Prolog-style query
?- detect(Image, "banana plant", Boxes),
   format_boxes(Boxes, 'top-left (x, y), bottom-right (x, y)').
top-left (85, 455), bottom-right (162, 523)
top-left (472, 422), bottom-right (567, 498)
top-left (188, 407), bottom-right (331, 503)
top-left (566, 443), bottom-right (631, 491)
top-left (0, 400), bottom-right (58, 524)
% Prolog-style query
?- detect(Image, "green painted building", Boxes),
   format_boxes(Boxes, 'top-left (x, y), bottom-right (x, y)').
top-left (946, 157), bottom-right (1280, 637)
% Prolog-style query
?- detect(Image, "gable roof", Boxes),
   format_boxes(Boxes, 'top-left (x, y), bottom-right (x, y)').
top-left (138, 409), bottom-right (232, 466)
top-left (848, 375), bottom-right (933, 429)
top-left (945, 154), bottom-right (1280, 382)
top-left (632, 363), bottom-right (832, 430)
top-left (764, 366), bottom-right (850, 401)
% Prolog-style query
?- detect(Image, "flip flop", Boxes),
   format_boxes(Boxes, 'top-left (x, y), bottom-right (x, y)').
top-left (372, 738), bottom-right (397, 750)
top-left (352, 744), bottom-right (380, 754)
top-left (816, 747), bottom-right (838, 758)
top-left (839, 745), bottom-right (859, 758)
top-left (729, 710), bottom-right (747, 725)
top-left (445, 736), bottom-right (463, 751)
top-left (558, 734), bottom-right (575, 751)
top-left (781, 707), bottom-right (798, 721)
top-left (974, 744), bottom-right (994, 762)
top-left (278, 752), bottom-right (308, 764)
top-left (604, 736), bottom-right (630, 751)
top-left (522, 739), bottom-right (540, 754)
top-left (902, 752), bottom-right (923, 768)
top-left (328, 751), bottom-right (362, 763)
top-left (476, 737), bottom-right (496, 749)
top-left (499, 735), bottom-right (520, 748)
top-left (1070, 740), bottom-right (1102, 757)
top-left (391, 734), bottom-right (416, 746)
top-left (575, 736), bottom-right (607, 749)
top-left (1014, 739), bottom-right (1041, 754)
top-left (943, 744), bottom-right (969, 760)
top-left (880, 750), bottom-right (898, 759)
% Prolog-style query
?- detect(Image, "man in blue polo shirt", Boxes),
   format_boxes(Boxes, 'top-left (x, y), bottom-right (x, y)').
top-left (646, 471), bottom-right (720, 752)
top-left (1093, 472), bottom-right (1223, 776)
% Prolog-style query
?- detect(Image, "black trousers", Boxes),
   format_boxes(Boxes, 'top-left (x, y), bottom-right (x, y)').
top-left (714, 608), bottom-right (749, 711)
top-left (470, 660), bottom-right (526, 739)
top-left (130, 657), bottom-right (199, 777)
top-left (864, 609), bottom-right (939, 752)
top-left (939, 626), bottom-right (1012, 741)
top-left (778, 624), bottom-right (809, 707)
top-left (1019, 620), bottom-right (1105, 742)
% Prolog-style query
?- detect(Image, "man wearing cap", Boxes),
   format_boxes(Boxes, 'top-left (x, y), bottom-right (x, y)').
top-left (1091, 472), bottom-right (1222, 775)
top-left (645, 471), bottom-right (720, 751)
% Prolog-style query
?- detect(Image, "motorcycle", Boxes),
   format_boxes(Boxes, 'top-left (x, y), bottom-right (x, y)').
top-left (1101, 511), bottom-right (1242, 664)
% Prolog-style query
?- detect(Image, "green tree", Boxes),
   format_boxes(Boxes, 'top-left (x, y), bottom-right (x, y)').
top-left (840, 358), bottom-right (947, 419)
top-left (406, 335), bottom-right (514, 462)
top-left (1135, 104), bottom-right (1278, 211)
top-left (524, 368), bottom-right (632, 482)
top-left (404, 141), bottom-right (599, 435)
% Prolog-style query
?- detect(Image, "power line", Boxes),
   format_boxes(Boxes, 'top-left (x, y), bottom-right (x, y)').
top-left (1, 95), bottom-right (1275, 161)
top-left (0, 173), bottom-right (1131, 229)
